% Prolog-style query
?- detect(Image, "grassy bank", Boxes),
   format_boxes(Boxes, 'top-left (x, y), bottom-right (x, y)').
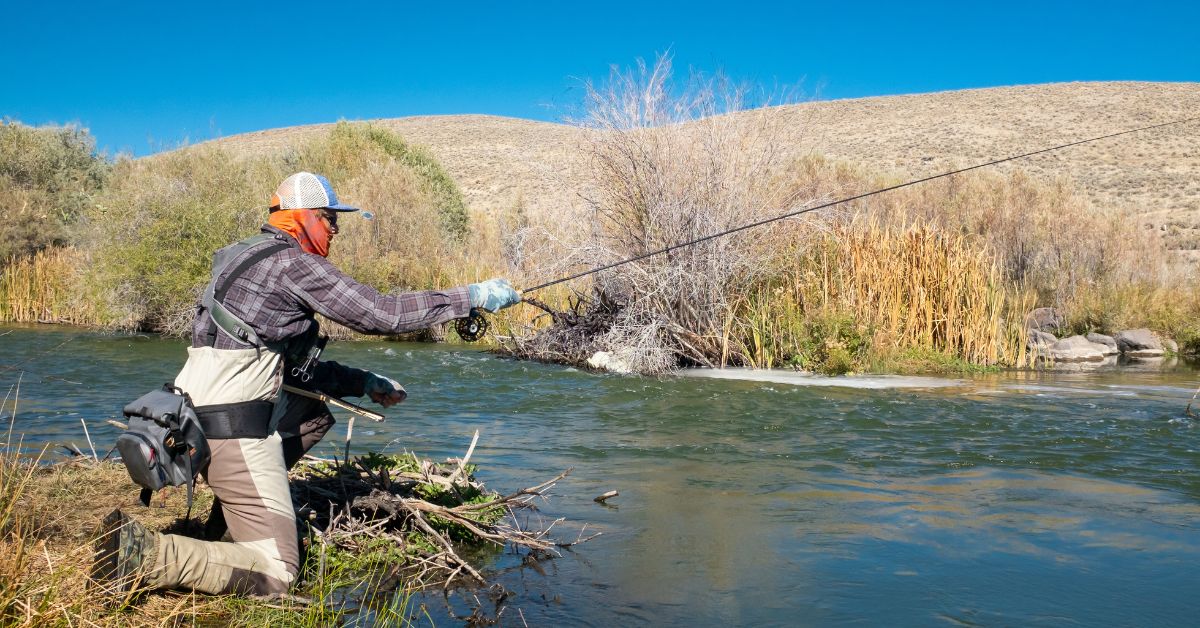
top-left (0, 374), bottom-right (575, 626)
top-left (0, 447), bottom-right (344, 625)
top-left (0, 444), bottom-right (546, 626)
top-left (1, 446), bottom-right (579, 626)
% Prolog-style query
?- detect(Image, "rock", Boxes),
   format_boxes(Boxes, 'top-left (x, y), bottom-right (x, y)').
top-left (1024, 307), bottom-right (1066, 334)
top-left (1164, 338), bottom-right (1179, 353)
top-left (1085, 332), bottom-right (1119, 355)
top-left (1046, 335), bottom-right (1109, 362)
top-left (1027, 329), bottom-right (1057, 351)
top-left (1114, 328), bottom-right (1164, 358)
top-left (586, 350), bottom-right (633, 374)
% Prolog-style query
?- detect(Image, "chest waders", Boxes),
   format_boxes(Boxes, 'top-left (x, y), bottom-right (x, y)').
top-left (140, 234), bottom-right (310, 596)
top-left (119, 234), bottom-right (292, 514)
top-left (187, 234), bottom-right (293, 439)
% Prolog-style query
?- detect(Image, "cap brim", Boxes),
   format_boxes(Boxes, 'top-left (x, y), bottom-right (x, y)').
top-left (325, 203), bottom-right (360, 212)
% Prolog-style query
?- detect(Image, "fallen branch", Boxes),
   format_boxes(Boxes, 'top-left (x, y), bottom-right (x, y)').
top-left (289, 452), bottom-right (589, 592)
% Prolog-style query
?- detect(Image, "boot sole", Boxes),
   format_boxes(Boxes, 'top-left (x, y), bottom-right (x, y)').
top-left (90, 509), bottom-right (127, 594)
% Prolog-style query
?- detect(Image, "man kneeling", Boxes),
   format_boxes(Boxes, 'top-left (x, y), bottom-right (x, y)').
top-left (92, 172), bottom-right (520, 595)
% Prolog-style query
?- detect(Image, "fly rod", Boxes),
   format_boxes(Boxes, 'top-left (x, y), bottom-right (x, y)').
top-left (451, 115), bottom-right (1198, 341)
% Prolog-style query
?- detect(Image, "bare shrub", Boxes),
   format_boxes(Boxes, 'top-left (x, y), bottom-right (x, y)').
top-left (512, 55), bottom-right (816, 373)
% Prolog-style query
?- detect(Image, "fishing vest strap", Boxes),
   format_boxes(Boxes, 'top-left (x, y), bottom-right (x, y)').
top-left (195, 400), bottom-right (274, 439)
top-left (202, 236), bottom-right (291, 348)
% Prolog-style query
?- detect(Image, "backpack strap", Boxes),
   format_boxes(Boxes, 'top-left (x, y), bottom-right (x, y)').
top-left (183, 454), bottom-right (195, 521)
top-left (201, 236), bottom-right (291, 347)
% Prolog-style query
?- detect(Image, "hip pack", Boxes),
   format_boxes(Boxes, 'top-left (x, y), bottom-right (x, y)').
top-left (116, 384), bottom-right (211, 512)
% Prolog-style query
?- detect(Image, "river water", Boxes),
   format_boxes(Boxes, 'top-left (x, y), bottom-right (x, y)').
top-left (3, 323), bottom-right (1199, 626)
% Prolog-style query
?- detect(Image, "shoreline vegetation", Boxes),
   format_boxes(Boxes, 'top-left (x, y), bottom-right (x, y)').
top-left (3, 59), bottom-right (1199, 375)
top-left (0, 386), bottom-right (582, 626)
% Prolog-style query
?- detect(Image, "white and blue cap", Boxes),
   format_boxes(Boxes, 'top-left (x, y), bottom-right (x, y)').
top-left (271, 171), bottom-right (360, 212)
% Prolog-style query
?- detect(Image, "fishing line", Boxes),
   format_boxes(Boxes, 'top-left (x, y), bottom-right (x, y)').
top-left (518, 115), bottom-right (1200, 295)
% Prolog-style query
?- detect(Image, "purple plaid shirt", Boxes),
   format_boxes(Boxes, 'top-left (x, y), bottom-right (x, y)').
top-left (191, 225), bottom-right (472, 396)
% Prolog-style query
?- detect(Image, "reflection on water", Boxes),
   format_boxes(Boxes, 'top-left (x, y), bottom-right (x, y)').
top-left (3, 324), bottom-right (1200, 626)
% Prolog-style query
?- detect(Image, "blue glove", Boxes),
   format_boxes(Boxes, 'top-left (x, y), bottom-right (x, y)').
top-left (364, 372), bottom-right (406, 408)
top-left (468, 278), bottom-right (522, 313)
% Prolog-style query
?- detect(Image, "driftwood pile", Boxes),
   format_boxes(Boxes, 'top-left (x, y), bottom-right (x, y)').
top-left (504, 292), bottom-right (723, 374)
top-left (501, 294), bottom-right (623, 367)
top-left (289, 450), bottom-right (591, 591)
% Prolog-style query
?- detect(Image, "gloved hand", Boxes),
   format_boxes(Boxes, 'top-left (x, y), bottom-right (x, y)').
top-left (364, 372), bottom-right (407, 408)
top-left (468, 278), bottom-right (522, 313)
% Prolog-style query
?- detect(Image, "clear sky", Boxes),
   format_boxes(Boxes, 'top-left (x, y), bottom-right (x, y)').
top-left (3, 0), bottom-right (1196, 156)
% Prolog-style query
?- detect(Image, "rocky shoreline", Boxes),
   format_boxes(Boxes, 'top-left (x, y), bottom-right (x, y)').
top-left (1025, 307), bottom-right (1177, 365)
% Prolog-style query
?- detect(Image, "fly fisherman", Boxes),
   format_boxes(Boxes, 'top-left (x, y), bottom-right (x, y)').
top-left (91, 171), bottom-right (521, 596)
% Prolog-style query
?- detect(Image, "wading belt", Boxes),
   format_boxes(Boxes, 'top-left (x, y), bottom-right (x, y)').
top-left (202, 237), bottom-right (291, 348)
top-left (194, 400), bottom-right (274, 439)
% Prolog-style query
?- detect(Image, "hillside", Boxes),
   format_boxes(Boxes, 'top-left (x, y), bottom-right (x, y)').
top-left (206, 82), bottom-right (1200, 249)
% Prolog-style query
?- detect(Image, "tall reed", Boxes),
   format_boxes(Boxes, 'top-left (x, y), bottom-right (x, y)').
top-left (734, 220), bottom-right (1033, 372)
top-left (0, 383), bottom-right (79, 625)
top-left (0, 248), bottom-right (98, 325)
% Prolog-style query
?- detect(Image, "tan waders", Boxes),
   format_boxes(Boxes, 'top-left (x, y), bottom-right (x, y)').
top-left (93, 345), bottom-right (335, 596)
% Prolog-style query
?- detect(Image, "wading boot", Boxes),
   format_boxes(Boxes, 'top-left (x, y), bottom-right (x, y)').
top-left (203, 497), bottom-right (229, 541)
top-left (90, 509), bottom-right (159, 595)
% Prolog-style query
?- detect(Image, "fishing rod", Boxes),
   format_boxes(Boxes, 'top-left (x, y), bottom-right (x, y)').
top-left (453, 115), bottom-right (1199, 341)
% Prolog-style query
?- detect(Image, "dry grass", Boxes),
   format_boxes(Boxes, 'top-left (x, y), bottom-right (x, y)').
top-left (736, 219), bottom-right (1034, 371)
top-left (205, 82), bottom-right (1200, 251)
top-left (0, 425), bottom-right (430, 626)
top-left (0, 380), bottom-right (227, 626)
top-left (0, 248), bottom-right (99, 326)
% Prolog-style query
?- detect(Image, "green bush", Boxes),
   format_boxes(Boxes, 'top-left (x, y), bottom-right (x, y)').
top-left (82, 124), bottom-right (469, 333)
top-left (0, 121), bottom-right (109, 260)
top-left (793, 312), bottom-right (872, 375)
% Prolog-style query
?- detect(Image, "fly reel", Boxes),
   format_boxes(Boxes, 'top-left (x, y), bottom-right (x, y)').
top-left (454, 311), bottom-right (490, 342)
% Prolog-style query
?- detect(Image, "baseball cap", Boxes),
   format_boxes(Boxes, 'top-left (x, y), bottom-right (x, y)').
top-left (271, 172), bottom-right (360, 212)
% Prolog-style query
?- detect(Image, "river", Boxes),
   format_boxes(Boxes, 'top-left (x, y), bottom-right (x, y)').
top-left (2, 323), bottom-right (1199, 626)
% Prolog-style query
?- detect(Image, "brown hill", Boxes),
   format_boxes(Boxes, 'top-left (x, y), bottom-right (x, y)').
top-left (206, 81), bottom-right (1200, 249)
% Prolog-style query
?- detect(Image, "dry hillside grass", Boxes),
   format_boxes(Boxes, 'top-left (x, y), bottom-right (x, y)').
top-left (208, 115), bottom-right (594, 221)
top-left (206, 81), bottom-right (1200, 250)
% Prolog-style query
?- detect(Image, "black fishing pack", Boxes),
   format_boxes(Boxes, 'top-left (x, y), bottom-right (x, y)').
top-left (116, 384), bottom-right (210, 510)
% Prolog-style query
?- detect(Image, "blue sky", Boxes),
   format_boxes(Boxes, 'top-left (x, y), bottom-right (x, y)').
top-left (3, 1), bottom-right (1196, 156)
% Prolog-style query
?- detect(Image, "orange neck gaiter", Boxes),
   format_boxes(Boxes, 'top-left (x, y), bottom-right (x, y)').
top-left (268, 209), bottom-right (331, 257)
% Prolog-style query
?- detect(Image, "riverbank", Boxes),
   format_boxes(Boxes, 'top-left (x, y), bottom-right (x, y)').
top-left (0, 440), bottom-right (573, 626)
top-left (5, 73), bottom-right (1200, 375)
top-left (1, 453), bottom-right (320, 626)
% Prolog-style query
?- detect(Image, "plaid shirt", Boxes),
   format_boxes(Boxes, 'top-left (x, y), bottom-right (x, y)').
top-left (191, 225), bottom-right (472, 396)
